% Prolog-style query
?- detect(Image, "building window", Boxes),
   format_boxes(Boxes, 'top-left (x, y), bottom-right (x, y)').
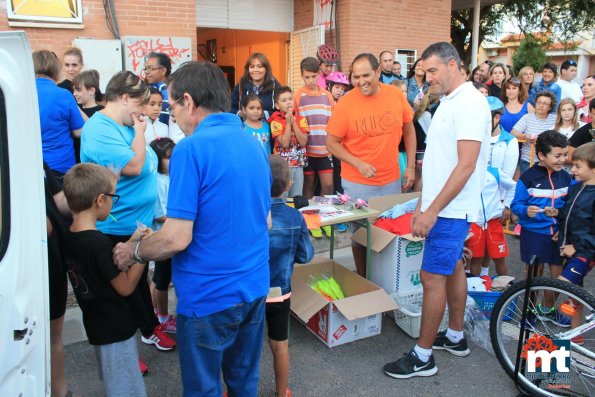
top-left (396, 49), bottom-right (417, 77)
top-left (6, 0), bottom-right (84, 25)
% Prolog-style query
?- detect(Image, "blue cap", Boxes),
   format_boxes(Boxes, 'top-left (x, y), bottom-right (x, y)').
top-left (486, 96), bottom-right (504, 114)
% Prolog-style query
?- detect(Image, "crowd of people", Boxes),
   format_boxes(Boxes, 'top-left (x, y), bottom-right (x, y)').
top-left (35, 39), bottom-right (593, 397)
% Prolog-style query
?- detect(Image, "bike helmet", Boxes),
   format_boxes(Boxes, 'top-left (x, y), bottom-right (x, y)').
top-left (325, 71), bottom-right (349, 86)
top-left (486, 96), bottom-right (504, 114)
top-left (317, 45), bottom-right (339, 66)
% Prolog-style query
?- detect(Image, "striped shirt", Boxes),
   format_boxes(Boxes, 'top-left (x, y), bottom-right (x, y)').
top-left (512, 113), bottom-right (556, 162)
top-left (294, 86), bottom-right (335, 157)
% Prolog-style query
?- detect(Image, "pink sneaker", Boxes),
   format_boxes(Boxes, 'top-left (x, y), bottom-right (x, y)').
top-left (161, 314), bottom-right (177, 334)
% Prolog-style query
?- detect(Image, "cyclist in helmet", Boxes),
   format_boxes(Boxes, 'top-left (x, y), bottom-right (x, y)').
top-left (316, 44), bottom-right (339, 89)
top-left (325, 71), bottom-right (350, 102)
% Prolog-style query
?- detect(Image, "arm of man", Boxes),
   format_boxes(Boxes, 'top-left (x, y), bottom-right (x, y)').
top-left (411, 140), bottom-right (481, 238)
top-left (402, 121), bottom-right (417, 190)
top-left (52, 191), bottom-right (71, 218)
top-left (113, 217), bottom-right (194, 269)
top-left (326, 134), bottom-right (377, 178)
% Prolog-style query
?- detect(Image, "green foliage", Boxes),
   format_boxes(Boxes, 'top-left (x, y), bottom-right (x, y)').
top-left (512, 35), bottom-right (549, 74)
top-left (451, 0), bottom-right (595, 64)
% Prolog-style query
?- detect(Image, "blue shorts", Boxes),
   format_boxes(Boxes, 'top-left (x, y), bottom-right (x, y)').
top-left (560, 256), bottom-right (593, 286)
top-left (520, 228), bottom-right (562, 265)
top-left (421, 217), bottom-right (470, 275)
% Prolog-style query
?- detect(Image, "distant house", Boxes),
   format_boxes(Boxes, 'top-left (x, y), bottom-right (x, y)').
top-left (480, 31), bottom-right (594, 81)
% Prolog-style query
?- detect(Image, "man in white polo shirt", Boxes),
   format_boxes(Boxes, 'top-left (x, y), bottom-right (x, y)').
top-left (383, 42), bottom-right (491, 379)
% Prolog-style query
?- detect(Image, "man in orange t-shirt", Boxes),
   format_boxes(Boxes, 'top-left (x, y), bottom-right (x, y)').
top-left (326, 53), bottom-right (416, 277)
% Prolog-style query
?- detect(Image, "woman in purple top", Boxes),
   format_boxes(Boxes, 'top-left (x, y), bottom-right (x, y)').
top-left (500, 77), bottom-right (534, 133)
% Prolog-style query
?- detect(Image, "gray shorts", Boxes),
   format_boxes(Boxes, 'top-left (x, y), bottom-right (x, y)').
top-left (342, 179), bottom-right (401, 234)
top-left (283, 167), bottom-right (304, 198)
top-left (342, 178), bottom-right (401, 202)
top-left (95, 335), bottom-right (147, 397)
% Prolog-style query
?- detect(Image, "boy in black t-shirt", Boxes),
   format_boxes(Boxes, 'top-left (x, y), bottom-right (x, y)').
top-left (63, 163), bottom-right (148, 397)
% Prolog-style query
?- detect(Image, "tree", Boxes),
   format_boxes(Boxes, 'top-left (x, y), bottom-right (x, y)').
top-left (511, 35), bottom-right (549, 73)
top-left (451, 0), bottom-right (595, 65)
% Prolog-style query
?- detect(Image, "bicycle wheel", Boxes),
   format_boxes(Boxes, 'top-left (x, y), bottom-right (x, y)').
top-left (490, 277), bottom-right (595, 397)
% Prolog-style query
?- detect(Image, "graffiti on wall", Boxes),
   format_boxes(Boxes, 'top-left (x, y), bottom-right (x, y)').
top-left (123, 36), bottom-right (192, 79)
top-left (314, 0), bottom-right (334, 30)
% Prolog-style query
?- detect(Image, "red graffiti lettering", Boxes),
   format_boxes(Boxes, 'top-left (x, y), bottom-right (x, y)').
top-left (126, 37), bottom-right (191, 79)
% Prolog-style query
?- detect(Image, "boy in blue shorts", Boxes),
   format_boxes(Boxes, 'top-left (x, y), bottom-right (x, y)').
top-left (267, 155), bottom-right (314, 397)
top-left (64, 163), bottom-right (149, 396)
top-left (511, 130), bottom-right (572, 326)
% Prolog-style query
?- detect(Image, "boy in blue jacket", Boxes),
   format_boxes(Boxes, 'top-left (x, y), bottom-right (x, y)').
top-left (267, 155), bottom-right (314, 397)
top-left (511, 130), bottom-right (572, 326)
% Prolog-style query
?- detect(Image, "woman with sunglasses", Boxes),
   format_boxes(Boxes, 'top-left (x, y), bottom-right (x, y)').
top-left (577, 75), bottom-right (595, 123)
top-left (500, 77), bottom-right (534, 133)
top-left (81, 71), bottom-right (176, 367)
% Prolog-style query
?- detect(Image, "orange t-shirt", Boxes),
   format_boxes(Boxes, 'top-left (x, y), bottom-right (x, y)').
top-left (326, 84), bottom-right (414, 185)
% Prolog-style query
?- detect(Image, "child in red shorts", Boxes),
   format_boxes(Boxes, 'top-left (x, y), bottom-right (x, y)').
top-left (466, 166), bottom-right (510, 276)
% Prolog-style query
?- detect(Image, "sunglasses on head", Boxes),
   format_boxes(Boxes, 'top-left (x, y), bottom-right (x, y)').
top-left (508, 77), bottom-right (521, 85)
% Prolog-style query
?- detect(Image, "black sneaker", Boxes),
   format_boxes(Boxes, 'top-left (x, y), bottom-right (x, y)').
top-left (383, 350), bottom-right (437, 379)
top-left (432, 330), bottom-right (471, 357)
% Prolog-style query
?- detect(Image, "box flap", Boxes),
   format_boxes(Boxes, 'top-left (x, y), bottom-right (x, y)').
top-left (368, 192), bottom-right (420, 213)
top-left (334, 289), bottom-right (398, 320)
top-left (351, 225), bottom-right (397, 252)
top-left (291, 260), bottom-right (335, 322)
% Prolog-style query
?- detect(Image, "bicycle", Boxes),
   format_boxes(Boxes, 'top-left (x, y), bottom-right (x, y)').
top-left (490, 274), bottom-right (594, 396)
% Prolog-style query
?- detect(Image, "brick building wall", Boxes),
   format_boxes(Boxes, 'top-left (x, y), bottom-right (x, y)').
top-left (0, 0), bottom-right (197, 60)
top-left (295, 0), bottom-right (452, 73)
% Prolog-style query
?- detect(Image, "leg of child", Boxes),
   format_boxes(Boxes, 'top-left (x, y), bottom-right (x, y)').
top-left (479, 254), bottom-right (491, 276)
top-left (318, 171), bottom-right (334, 195)
top-left (269, 339), bottom-right (290, 397)
top-left (266, 299), bottom-right (291, 397)
top-left (50, 315), bottom-right (67, 397)
top-left (302, 173), bottom-right (316, 198)
top-left (469, 257), bottom-right (483, 276)
top-left (95, 336), bottom-right (147, 397)
top-left (288, 167), bottom-right (304, 198)
top-left (493, 257), bottom-right (508, 276)
top-left (542, 264), bottom-right (563, 309)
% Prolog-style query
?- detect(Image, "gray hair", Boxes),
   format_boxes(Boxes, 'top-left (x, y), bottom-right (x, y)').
top-left (421, 42), bottom-right (461, 65)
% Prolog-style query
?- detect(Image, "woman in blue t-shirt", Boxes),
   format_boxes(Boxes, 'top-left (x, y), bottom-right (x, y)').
top-left (501, 77), bottom-right (534, 133)
top-left (33, 50), bottom-right (85, 177)
top-left (80, 71), bottom-right (174, 355)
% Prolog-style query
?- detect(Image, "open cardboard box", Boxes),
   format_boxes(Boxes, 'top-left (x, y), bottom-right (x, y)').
top-left (352, 192), bottom-right (424, 295)
top-left (291, 259), bottom-right (397, 348)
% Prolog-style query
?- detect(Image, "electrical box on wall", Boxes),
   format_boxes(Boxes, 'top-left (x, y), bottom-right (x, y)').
top-left (72, 38), bottom-right (123, 92)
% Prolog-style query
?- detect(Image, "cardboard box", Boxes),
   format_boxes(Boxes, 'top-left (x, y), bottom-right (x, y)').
top-left (290, 259), bottom-right (397, 348)
top-left (352, 193), bottom-right (424, 295)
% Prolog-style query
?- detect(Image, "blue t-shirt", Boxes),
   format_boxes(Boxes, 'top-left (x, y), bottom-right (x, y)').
top-left (81, 112), bottom-right (158, 235)
top-left (167, 113), bottom-right (271, 317)
top-left (243, 121), bottom-right (271, 153)
top-left (36, 77), bottom-right (85, 173)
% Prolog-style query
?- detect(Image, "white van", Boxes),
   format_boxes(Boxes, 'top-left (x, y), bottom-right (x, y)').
top-left (0, 31), bottom-right (50, 396)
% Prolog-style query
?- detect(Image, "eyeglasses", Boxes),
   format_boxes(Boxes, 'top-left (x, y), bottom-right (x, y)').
top-left (509, 77), bottom-right (521, 84)
top-left (536, 100), bottom-right (551, 106)
top-left (103, 193), bottom-right (120, 205)
top-left (144, 65), bottom-right (163, 72)
top-left (166, 97), bottom-right (183, 115)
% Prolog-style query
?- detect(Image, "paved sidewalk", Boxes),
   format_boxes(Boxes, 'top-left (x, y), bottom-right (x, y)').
top-left (63, 237), bottom-right (531, 396)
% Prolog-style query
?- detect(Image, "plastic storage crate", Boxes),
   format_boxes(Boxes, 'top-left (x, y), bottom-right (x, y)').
top-left (467, 290), bottom-right (514, 321)
top-left (393, 290), bottom-right (448, 338)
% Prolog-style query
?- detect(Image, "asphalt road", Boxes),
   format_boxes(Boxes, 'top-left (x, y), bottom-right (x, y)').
top-left (63, 235), bottom-right (590, 397)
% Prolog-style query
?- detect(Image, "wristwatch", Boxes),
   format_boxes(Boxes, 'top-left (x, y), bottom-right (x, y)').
top-left (133, 241), bottom-right (146, 264)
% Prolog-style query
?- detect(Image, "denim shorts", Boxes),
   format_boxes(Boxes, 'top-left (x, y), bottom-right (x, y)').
top-left (421, 217), bottom-right (470, 275)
